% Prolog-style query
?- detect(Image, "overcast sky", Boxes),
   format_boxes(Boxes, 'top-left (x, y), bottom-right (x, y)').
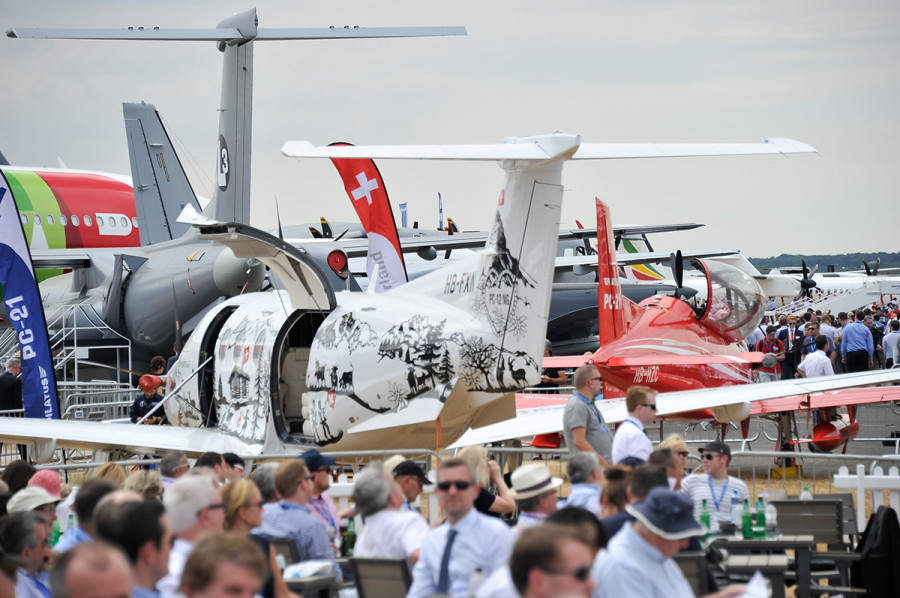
top-left (3, 1), bottom-right (898, 258)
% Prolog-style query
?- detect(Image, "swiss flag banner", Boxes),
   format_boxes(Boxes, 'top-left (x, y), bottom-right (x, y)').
top-left (329, 143), bottom-right (407, 292)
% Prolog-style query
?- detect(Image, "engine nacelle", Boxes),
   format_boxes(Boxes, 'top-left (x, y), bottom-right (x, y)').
top-left (710, 401), bottom-right (751, 424)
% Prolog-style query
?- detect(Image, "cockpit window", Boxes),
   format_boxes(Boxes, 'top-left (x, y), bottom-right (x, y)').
top-left (693, 259), bottom-right (764, 343)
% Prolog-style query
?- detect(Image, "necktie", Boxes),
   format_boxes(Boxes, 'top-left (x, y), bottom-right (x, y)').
top-left (436, 528), bottom-right (458, 594)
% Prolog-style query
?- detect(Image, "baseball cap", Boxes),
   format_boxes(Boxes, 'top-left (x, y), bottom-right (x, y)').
top-left (28, 470), bottom-right (61, 500)
top-left (698, 441), bottom-right (731, 459)
top-left (300, 449), bottom-right (337, 472)
top-left (392, 460), bottom-right (432, 485)
top-left (627, 487), bottom-right (704, 540)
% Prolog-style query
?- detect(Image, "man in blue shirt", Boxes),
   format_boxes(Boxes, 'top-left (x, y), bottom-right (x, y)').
top-left (593, 488), bottom-right (743, 598)
top-left (55, 478), bottom-right (117, 553)
top-left (841, 310), bottom-right (874, 372)
top-left (0, 511), bottom-right (52, 598)
top-left (253, 458), bottom-right (341, 581)
top-left (408, 458), bottom-right (513, 597)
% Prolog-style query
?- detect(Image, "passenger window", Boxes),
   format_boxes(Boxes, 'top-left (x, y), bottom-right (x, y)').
top-left (108, 216), bottom-right (116, 227)
top-left (72, 215), bottom-right (80, 226)
top-left (120, 216), bottom-right (128, 228)
top-left (59, 214), bottom-right (67, 226)
top-left (34, 214), bottom-right (42, 225)
top-left (47, 214), bottom-right (55, 225)
top-left (20, 213), bottom-right (28, 225)
top-left (132, 217), bottom-right (139, 228)
top-left (84, 215), bottom-right (92, 227)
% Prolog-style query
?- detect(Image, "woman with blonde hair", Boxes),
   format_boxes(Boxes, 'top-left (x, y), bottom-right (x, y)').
top-left (457, 445), bottom-right (514, 516)
top-left (91, 462), bottom-right (126, 485)
top-left (123, 470), bottom-right (164, 500)
top-left (659, 433), bottom-right (691, 476)
top-left (220, 479), bottom-right (298, 598)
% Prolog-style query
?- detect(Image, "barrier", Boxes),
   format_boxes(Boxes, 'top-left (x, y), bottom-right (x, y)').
top-left (833, 464), bottom-right (900, 529)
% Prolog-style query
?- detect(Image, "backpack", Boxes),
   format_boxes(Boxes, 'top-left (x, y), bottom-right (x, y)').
top-left (851, 506), bottom-right (900, 596)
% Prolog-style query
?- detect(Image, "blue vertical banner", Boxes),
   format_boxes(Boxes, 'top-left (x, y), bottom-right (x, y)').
top-left (0, 171), bottom-right (59, 419)
top-left (437, 192), bottom-right (444, 230)
top-left (399, 202), bottom-right (408, 229)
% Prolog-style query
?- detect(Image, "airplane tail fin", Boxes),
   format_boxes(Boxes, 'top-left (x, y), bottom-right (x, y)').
top-left (596, 199), bottom-right (636, 346)
top-left (123, 102), bottom-right (203, 245)
top-left (209, 8), bottom-right (255, 225)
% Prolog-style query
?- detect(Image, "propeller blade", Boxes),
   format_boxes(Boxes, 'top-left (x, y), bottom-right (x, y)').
top-left (320, 217), bottom-right (333, 239)
top-left (863, 260), bottom-right (871, 276)
top-left (309, 227), bottom-right (323, 239)
top-left (674, 250), bottom-right (684, 289)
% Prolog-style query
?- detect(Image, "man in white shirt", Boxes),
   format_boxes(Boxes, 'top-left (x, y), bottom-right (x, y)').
top-left (797, 335), bottom-right (835, 378)
top-left (560, 452), bottom-right (602, 514)
top-left (882, 320), bottom-right (900, 368)
top-left (611, 385), bottom-right (656, 466)
top-left (352, 463), bottom-right (428, 567)
top-left (408, 458), bottom-right (513, 598)
top-left (157, 475), bottom-right (225, 598)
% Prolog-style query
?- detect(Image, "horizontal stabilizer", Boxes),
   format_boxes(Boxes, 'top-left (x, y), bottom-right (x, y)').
top-left (7, 26), bottom-right (466, 42)
top-left (556, 248), bottom-right (739, 269)
top-left (283, 138), bottom-right (817, 161)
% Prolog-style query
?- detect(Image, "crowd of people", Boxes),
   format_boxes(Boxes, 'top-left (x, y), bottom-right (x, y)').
top-left (0, 429), bottom-right (758, 598)
top-left (745, 303), bottom-right (900, 381)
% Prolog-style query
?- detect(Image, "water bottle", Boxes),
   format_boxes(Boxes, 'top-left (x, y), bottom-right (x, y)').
top-left (51, 519), bottom-right (60, 546)
top-left (699, 499), bottom-right (711, 536)
top-left (765, 501), bottom-right (778, 538)
top-left (799, 485), bottom-right (813, 500)
top-left (468, 568), bottom-right (485, 597)
top-left (730, 490), bottom-right (742, 524)
top-left (344, 518), bottom-right (356, 556)
top-left (754, 498), bottom-right (766, 537)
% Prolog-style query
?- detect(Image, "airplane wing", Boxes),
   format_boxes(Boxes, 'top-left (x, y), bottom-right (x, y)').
top-left (555, 248), bottom-right (740, 269)
top-left (0, 417), bottom-right (265, 457)
top-left (449, 369), bottom-right (900, 448)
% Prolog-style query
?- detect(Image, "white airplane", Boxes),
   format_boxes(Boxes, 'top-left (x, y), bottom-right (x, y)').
top-left (0, 132), bottom-right (820, 458)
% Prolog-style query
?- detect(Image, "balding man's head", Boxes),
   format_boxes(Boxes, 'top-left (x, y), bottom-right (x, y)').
top-left (50, 541), bottom-right (133, 598)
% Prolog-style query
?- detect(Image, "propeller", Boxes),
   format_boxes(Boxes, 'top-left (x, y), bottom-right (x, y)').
top-left (668, 250), bottom-right (696, 300)
top-left (798, 258), bottom-right (818, 298)
top-left (863, 257), bottom-right (880, 276)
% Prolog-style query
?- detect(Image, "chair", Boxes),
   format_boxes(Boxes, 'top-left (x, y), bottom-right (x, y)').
top-left (771, 499), bottom-right (865, 596)
top-left (350, 557), bottom-right (412, 598)
top-left (674, 551), bottom-right (710, 597)
top-left (270, 537), bottom-right (300, 568)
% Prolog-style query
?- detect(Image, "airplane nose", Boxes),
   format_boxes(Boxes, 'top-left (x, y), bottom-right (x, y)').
top-left (213, 247), bottom-right (264, 296)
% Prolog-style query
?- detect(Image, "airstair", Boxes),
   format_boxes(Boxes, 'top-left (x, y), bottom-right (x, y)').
top-left (0, 297), bottom-right (133, 386)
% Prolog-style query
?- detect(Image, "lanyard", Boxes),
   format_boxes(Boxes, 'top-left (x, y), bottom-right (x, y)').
top-left (624, 417), bottom-right (643, 431)
top-left (574, 393), bottom-right (603, 426)
top-left (707, 475), bottom-right (729, 512)
top-left (310, 496), bottom-right (337, 532)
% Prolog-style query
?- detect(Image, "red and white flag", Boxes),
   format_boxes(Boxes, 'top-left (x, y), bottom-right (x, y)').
top-left (329, 143), bottom-right (407, 292)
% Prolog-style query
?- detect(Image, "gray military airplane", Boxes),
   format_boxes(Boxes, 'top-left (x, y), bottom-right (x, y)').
top-left (9, 9), bottom-right (466, 367)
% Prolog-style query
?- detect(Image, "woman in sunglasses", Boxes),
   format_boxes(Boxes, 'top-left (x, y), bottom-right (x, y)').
top-left (221, 479), bottom-right (299, 598)
top-left (457, 446), bottom-right (515, 518)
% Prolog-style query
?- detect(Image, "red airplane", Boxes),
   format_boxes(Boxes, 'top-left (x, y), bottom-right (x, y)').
top-left (484, 199), bottom-right (900, 454)
top-left (547, 198), bottom-right (768, 422)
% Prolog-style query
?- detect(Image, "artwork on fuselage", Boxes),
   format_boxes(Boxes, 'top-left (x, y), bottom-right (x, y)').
top-left (473, 214), bottom-right (535, 338)
top-left (314, 312), bottom-right (377, 353)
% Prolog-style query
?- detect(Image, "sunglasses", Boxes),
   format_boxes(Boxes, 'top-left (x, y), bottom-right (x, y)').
top-left (677, 451), bottom-right (690, 458)
top-left (702, 453), bottom-right (722, 460)
top-left (437, 480), bottom-right (472, 491)
top-left (590, 377), bottom-right (602, 382)
top-left (543, 566), bottom-right (592, 582)
top-left (197, 502), bottom-right (227, 516)
top-left (641, 403), bottom-right (657, 411)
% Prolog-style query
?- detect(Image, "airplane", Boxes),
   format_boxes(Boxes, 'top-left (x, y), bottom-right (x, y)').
top-left (448, 199), bottom-right (900, 453)
top-left (4, 10), bottom-right (465, 367)
top-left (0, 131), bottom-right (819, 457)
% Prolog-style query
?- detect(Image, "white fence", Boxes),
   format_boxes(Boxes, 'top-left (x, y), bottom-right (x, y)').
top-left (833, 464), bottom-right (900, 530)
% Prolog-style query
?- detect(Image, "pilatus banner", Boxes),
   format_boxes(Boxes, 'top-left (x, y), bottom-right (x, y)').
top-left (0, 171), bottom-right (59, 418)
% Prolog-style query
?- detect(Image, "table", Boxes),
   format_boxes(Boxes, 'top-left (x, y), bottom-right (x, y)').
top-left (713, 534), bottom-right (815, 598)
top-left (724, 554), bottom-right (790, 598)
top-left (284, 573), bottom-right (338, 598)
